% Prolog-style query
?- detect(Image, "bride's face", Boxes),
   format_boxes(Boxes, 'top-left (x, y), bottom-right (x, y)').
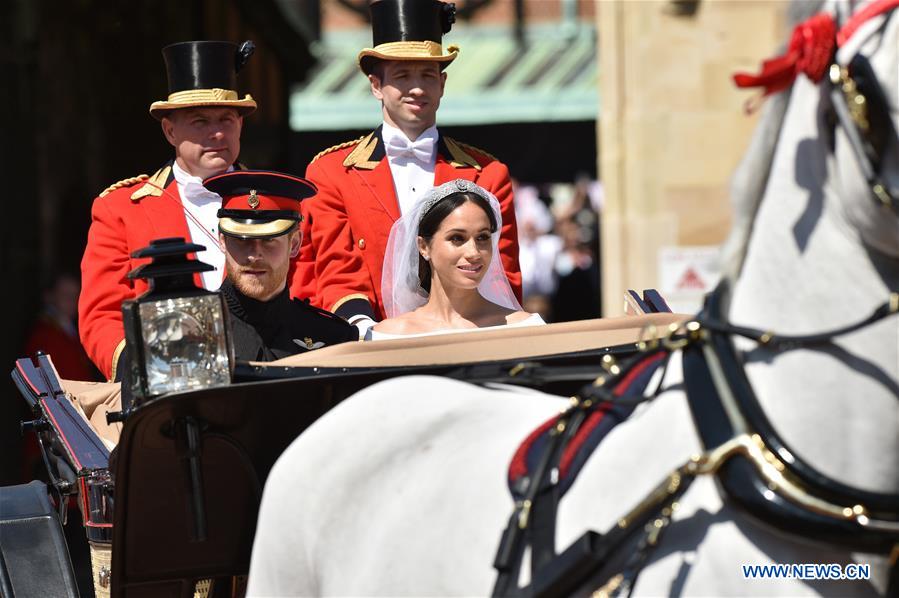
top-left (419, 200), bottom-right (493, 291)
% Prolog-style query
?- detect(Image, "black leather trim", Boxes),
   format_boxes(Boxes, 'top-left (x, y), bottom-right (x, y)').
top-left (684, 284), bottom-right (899, 555)
top-left (704, 285), bottom-right (899, 517)
top-left (335, 297), bottom-right (375, 321)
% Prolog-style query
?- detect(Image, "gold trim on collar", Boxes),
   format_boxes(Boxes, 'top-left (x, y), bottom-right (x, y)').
top-left (131, 166), bottom-right (172, 201)
top-left (312, 136), bottom-right (366, 164)
top-left (444, 137), bottom-right (482, 171)
top-left (330, 293), bottom-right (372, 313)
top-left (109, 338), bottom-right (126, 382)
top-left (342, 133), bottom-right (380, 169)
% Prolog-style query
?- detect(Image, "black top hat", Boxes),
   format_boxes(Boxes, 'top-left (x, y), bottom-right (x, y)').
top-left (149, 40), bottom-right (258, 119)
top-left (358, 0), bottom-right (459, 75)
top-left (205, 171), bottom-right (317, 239)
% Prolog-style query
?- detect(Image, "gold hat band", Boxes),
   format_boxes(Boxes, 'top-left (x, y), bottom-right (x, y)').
top-left (167, 88), bottom-right (239, 102)
top-left (148, 89), bottom-right (257, 119)
top-left (358, 41), bottom-right (459, 72)
top-left (218, 217), bottom-right (298, 239)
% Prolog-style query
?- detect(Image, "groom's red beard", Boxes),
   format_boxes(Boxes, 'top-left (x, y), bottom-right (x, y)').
top-left (227, 259), bottom-right (289, 301)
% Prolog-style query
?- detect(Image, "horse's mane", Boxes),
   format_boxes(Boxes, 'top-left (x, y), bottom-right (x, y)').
top-left (719, 0), bottom-right (828, 282)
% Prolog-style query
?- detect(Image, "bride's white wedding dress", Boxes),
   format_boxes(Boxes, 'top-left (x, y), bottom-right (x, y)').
top-left (366, 313), bottom-right (545, 340)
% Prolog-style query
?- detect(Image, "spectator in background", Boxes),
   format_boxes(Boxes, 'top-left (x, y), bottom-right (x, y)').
top-left (551, 177), bottom-right (602, 321)
top-left (514, 182), bottom-right (561, 321)
top-left (554, 175), bottom-right (602, 260)
top-left (24, 273), bottom-right (101, 381)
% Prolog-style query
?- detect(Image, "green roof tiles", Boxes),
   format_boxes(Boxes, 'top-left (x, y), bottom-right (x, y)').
top-left (290, 22), bottom-right (598, 131)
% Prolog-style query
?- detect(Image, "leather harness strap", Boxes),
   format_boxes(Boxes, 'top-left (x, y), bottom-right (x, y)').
top-left (491, 284), bottom-right (899, 597)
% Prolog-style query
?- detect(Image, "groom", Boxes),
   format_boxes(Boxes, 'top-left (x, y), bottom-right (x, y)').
top-left (292, 0), bottom-right (521, 334)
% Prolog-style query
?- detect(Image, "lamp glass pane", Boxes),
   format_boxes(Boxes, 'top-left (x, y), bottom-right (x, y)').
top-left (138, 295), bottom-right (230, 396)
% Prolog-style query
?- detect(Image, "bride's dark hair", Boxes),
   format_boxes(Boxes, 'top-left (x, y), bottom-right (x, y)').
top-left (417, 191), bottom-right (498, 292)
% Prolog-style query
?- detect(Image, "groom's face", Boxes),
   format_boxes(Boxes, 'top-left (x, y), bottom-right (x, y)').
top-left (220, 231), bottom-right (299, 301)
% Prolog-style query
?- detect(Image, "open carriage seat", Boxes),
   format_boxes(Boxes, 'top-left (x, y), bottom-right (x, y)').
top-left (258, 311), bottom-right (687, 370)
top-left (17, 310), bottom-right (689, 597)
top-left (56, 311), bottom-right (688, 453)
top-left (60, 379), bottom-right (123, 448)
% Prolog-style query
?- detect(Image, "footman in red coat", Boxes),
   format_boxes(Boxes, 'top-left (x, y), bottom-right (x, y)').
top-left (79, 40), bottom-right (257, 379)
top-left (293, 0), bottom-right (521, 334)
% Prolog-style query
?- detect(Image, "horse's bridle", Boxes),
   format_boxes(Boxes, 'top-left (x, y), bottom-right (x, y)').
top-left (827, 46), bottom-right (899, 214)
top-left (488, 6), bottom-right (899, 596)
top-left (733, 0), bottom-right (899, 214)
top-left (490, 285), bottom-right (899, 597)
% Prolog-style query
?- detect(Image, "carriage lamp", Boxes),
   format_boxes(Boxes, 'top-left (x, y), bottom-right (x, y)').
top-left (122, 238), bottom-right (233, 402)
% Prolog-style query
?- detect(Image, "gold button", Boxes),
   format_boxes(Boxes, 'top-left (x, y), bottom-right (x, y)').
top-left (358, 238), bottom-right (366, 249)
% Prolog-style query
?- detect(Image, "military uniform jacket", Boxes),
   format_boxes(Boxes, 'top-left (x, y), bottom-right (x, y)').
top-left (291, 127), bottom-right (522, 321)
top-left (79, 162), bottom-right (213, 379)
top-left (221, 281), bottom-right (358, 361)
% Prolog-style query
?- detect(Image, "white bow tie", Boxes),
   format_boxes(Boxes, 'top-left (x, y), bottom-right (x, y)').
top-left (174, 163), bottom-right (222, 205)
top-left (182, 179), bottom-right (221, 204)
top-left (385, 134), bottom-right (435, 163)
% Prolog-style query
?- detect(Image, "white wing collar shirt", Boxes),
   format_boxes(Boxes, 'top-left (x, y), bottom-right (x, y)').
top-left (172, 161), bottom-right (227, 290)
top-left (382, 121), bottom-right (438, 216)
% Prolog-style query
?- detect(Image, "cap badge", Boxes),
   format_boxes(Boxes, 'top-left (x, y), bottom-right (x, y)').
top-left (248, 189), bottom-right (259, 209)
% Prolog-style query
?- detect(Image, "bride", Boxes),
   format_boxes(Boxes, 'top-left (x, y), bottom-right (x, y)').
top-left (368, 179), bottom-right (544, 340)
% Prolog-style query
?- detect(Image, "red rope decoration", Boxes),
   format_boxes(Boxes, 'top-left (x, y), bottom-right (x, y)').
top-left (733, 13), bottom-right (836, 97)
top-left (733, 0), bottom-right (899, 110)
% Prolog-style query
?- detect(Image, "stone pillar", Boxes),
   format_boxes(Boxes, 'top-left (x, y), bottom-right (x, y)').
top-left (597, 0), bottom-right (788, 314)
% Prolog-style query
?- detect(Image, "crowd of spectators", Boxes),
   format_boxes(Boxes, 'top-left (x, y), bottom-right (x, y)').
top-left (515, 176), bottom-right (603, 323)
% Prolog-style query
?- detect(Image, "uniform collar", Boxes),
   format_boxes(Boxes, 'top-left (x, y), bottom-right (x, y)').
top-left (173, 161), bottom-right (234, 206)
top-left (342, 125), bottom-right (480, 170)
top-left (221, 279), bottom-right (290, 327)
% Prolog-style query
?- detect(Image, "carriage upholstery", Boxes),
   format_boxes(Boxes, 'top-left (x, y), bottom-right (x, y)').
top-left (60, 313), bottom-right (688, 449)
top-left (59, 379), bottom-right (123, 448)
top-left (265, 313), bottom-right (688, 369)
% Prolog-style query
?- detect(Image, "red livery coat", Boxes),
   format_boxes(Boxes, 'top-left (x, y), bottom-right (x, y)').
top-left (292, 128), bottom-right (521, 320)
top-left (78, 163), bottom-right (209, 379)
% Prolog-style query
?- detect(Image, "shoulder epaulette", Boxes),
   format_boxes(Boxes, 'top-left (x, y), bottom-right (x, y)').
top-left (451, 138), bottom-right (499, 162)
top-left (311, 135), bottom-right (366, 164)
top-left (130, 165), bottom-right (172, 201)
top-left (445, 137), bottom-right (495, 171)
top-left (99, 174), bottom-right (149, 198)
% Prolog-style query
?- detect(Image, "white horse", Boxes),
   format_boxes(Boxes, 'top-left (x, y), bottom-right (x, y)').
top-left (247, 1), bottom-right (899, 595)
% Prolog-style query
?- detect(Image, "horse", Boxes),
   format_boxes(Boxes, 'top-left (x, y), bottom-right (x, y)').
top-left (247, 0), bottom-right (899, 595)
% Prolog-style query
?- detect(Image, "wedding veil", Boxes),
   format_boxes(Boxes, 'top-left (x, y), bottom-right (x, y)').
top-left (381, 179), bottom-right (522, 319)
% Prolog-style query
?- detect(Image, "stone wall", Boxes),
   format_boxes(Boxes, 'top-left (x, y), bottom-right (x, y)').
top-left (597, 0), bottom-right (789, 314)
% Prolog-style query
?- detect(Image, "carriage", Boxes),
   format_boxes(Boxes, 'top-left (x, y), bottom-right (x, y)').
top-left (3, 291), bottom-right (680, 598)
top-left (3, 0), bottom-right (897, 595)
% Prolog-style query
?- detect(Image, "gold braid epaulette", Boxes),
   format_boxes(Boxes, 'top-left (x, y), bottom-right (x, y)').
top-left (311, 136), bottom-right (366, 164)
top-left (452, 139), bottom-right (498, 162)
top-left (98, 174), bottom-right (149, 197)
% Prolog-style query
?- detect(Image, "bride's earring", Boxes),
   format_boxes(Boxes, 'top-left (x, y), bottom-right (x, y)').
top-left (422, 254), bottom-right (430, 262)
